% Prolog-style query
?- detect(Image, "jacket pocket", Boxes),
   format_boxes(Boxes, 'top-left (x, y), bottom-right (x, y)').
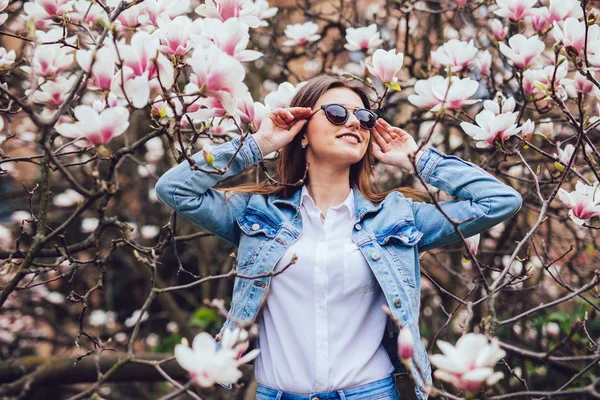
top-left (343, 243), bottom-right (377, 296)
top-left (236, 211), bottom-right (280, 269)
top-left (375, 220), bottom-right (423, 246)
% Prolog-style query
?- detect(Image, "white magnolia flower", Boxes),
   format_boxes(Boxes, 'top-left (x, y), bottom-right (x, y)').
top-left (366, 48), bottom-right (404, 85)
top-left (282, 22), bottom-right (321, 47)
top-left (431, 39), bottom-right (478, 72)
top-left (53, 189), bottom-right (84, 207)
top-left (344, 24), bottom-right (383, 53)
top-left (430, 333), bottom-right (506, 392)
top-left (499, 34), bottom-right (545, 69)
top-left (557, 181), bottom-right (600, 225)
top-left (264, 81), bottom-right (298, 109)
top-left (408, 76), bottom-right (479, 111)
top-left (175, 328), bottom-right (259, 387)
top-left (460, 109), bottom-right (521, 148)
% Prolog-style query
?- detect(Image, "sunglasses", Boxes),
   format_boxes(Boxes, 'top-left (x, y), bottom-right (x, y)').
top-left (314, 103), bottom-right (378, 130)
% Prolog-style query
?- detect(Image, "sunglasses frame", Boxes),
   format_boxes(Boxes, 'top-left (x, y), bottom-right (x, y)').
top-left (317, 103), bottom-right (378, 130)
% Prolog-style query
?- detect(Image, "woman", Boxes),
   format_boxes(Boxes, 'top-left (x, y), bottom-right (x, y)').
top-left (155, 75), bottom-right (522, 400)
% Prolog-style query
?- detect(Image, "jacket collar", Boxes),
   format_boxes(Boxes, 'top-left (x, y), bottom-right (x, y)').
top-left (272, 184), bottom-right (383, 220)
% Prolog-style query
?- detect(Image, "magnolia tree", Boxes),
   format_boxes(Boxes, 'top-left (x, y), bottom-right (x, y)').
top-left (0, 0), bottom-right (599, 398)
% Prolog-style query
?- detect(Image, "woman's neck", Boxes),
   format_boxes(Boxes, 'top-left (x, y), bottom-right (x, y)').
top-left (305, 161), bottom-right (351, 212)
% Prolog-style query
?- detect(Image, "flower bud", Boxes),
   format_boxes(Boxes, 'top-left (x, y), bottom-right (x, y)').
top-left (398, 327), bottom-right (414, 360)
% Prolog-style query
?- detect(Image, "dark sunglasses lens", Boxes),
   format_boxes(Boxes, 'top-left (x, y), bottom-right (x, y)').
top-left (356, 110), bottom-right (377, 129)
top-left (324, 105), bottom-right (348, 125)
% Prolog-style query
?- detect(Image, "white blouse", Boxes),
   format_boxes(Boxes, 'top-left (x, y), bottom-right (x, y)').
top-left (254, 185), bottom-right (394, 393)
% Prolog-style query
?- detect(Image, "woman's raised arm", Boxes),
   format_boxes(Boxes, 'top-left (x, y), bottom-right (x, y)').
top-left (155, 135), bottom-right (263, 247)
top-left (155, 107), bottom-right (310, 246)
top-left (411, 147), bottom-right (523, 253)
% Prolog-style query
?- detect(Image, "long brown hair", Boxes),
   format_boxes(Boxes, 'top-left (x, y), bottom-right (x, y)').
top-left (224, 75), bottom-right (427, 203)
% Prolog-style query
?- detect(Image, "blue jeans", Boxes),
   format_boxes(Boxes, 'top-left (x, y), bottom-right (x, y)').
top-left (255, 374), bottom-right (400, 400)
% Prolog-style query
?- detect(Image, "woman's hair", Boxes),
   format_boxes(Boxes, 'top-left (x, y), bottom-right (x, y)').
top-left (224, 74), bottom-right (427, 203)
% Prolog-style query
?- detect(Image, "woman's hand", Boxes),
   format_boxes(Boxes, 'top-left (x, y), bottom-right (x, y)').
top-left (253, 107), bottom-right (313, 155)
top-left (371, 119), bottom-right (423, 172)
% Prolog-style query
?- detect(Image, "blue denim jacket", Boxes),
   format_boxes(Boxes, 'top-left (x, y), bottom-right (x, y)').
top-left (155, 135), bottom-right (522, 400)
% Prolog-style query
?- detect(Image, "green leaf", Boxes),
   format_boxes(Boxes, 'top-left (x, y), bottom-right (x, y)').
top-left (189, 306), bottom-right (220, 329)
top-left (153, 333), bottom-right (182, 353)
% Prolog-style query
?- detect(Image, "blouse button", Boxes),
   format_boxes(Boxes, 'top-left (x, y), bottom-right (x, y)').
top-left (394, 298), bottom-right (402, 307)
top-left (251, 223), bottom-right (260, 231)
top-left (371, 252), bottom-right (380, 260)
top-left (354, 223), bottom-right (362, 231)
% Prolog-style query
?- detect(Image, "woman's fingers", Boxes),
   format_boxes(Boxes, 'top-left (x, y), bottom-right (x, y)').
top-left (371, 126), bottom-right (388, 151)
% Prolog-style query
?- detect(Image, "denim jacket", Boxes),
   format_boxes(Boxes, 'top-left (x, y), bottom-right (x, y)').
top-left (155, 135), bottom-right (522, 400)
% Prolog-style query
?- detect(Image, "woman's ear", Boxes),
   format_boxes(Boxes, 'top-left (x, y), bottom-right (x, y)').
top-left (301, 136), bottom-right (308, 148)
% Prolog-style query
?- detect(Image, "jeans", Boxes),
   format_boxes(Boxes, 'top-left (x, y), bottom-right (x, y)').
top-left (255, 374), bottom-right (400, 400)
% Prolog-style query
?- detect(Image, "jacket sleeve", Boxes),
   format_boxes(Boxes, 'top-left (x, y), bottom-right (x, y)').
top-left (155, 135), bottom-right (264, 247)
top-left (412, 147), bottom-right (522, 253)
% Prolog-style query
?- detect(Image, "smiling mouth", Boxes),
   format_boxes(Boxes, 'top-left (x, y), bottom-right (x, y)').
top-left (337, 133), bottom-right (361, 143)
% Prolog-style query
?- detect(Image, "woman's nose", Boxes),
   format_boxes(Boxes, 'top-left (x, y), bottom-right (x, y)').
top-left (345, 111), bottom-right (361, 129)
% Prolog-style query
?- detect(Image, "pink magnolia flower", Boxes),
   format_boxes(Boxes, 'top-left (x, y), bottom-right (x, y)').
top-left (520, 119), bottom-right (535, 140)
top-left (499, 34), bottom-right (545, 69)
top-left (113, 31), bottom-right (175, 109)
top-left (23, 0), bottom-right (74, 23)
top-left (344, 24), bottom-right (384, 53)
top-left (528, 7), bottom-right (550, 32)
top-left (557, 181), bottom-right (600, 225)
top-left (202, 18), bottom-right (263, 62)
top-left (175, 329), bottom-right (257, 387)
top-left (236, 91), bottom-right (255, 125)
top-left (489, 19), bottom-right (507, 41)
top-left (475, 50), bottom-right (492, 75)
top-left (55, 105), bottom-right (130, 146)
top-left (27, 75), bottom-right (76, 106)
top-left (195, 0), bottom-right (261, 28)
top-left (455, 0), bottom-right (467, 6)
top-left (183, 82), bottom-right (227, 122)
top-left (398, 327), bottom-right (414, 360)
top-left (156, 16), bottom-right (194, 56)
top-left (114, 3), bottom-right (145, 30)
top-left (522, 61), bottom-right (568, 94)
top-left (219, 327), bottom-right (261, 366)
top-left (367, 48), bottom-right (404, 84)
top-left (283, 22), bottom-right (321, 47)
top-left (76, 46), bottom-right (117, 91)
top-left (251, 101), bottom-right (269, 132)
top-left (483, 93), bottom-right (516, 115)
top-left (431, 39), bottom-right (478, 72)
top-left (21, 44), bottom-right (74, 78)
top-left (548, 0), bottom-right (583, 24)
top-left (493, 0), bottom-right (536, 21)
top-left (138, 0), bottom-right (190, 27)
top-left (188, 45), bottom-right (248, 114)
top-left (562, 71), bottom-right (596, 97)
top-left (430, 333), bottom-right (506, 392)
top-left (0, 47), bottom-right (15, 68)
top-left (408, 76), bottom-right (479, 111)
top-left (460, 109), bottom-right (521, 148)
top-left (463, 233), bottom-right (480, 260)
top-left (553, 18), bottom-right (600, 57)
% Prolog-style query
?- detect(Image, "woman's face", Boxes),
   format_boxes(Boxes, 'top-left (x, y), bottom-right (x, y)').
top-left (303, 87), bottom-right (371, 167)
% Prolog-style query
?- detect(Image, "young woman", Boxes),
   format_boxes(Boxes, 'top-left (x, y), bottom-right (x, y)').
top-left (155, 75), bottom-right (522, 400)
